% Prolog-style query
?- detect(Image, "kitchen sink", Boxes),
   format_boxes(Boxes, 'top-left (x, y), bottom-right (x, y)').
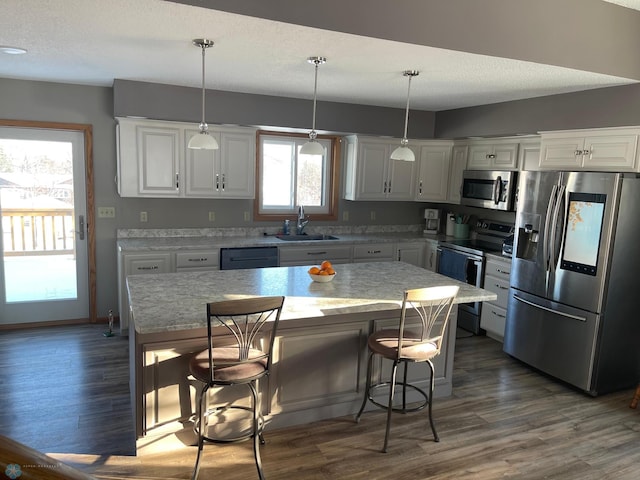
top-left (275, 234), bottom-right (339, 241)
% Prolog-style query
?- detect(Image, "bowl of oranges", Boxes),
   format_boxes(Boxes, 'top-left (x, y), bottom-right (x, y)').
top-left (308, 260), bottom-right (336, 283)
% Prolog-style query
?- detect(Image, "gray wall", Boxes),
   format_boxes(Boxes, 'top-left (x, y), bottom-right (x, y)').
top-left (0, 78), bottom-right (118, 319)
top-left (4, 76), bottom-right (640, 321)
top-left (435, 83), bottom-right (640, 139)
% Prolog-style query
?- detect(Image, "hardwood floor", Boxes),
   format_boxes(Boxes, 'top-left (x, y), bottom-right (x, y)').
top-left (1, 324), bottom-right (638, 479)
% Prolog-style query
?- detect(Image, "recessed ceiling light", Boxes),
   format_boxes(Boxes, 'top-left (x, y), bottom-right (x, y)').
top-left (0, 46), bottom-right (27, 55)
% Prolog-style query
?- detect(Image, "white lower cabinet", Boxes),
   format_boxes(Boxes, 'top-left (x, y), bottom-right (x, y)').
top-left (396, 242), bottom-right (425, 268)
top-left (424, 239), bottom-right (438, 272)
top-left (118, 252), bottom-right (173, 333)
top-left (352, 243), bottom-right (394, 263)
top-left (175, 250), bottom-right (219, 272)
top-left (278, 245), bottom-right (352, 267)
top-left (480, 254), bottom-right (512, 341)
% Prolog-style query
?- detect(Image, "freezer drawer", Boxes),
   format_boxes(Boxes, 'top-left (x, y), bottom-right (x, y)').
top-left (503, 288), bottom-right (599, 393)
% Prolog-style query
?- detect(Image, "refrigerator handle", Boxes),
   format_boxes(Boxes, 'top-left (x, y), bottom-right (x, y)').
top-left (543, 184), bottom-right (558, 271)
top-left (549, 184), bottom-right (566, 271)
top-left (513, 294), bottom-right (587, 322)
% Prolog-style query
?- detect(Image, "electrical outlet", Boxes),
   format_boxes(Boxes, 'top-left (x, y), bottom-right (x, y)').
top-left (140, 211), bottom-right (148, 222)
top-left (342, 211), bottom-right (349, 222)
top-left (370, 211), bottom-right (376, 220)
top-left (208, 211), bottom-right (216, 222)
top-left (244, 211), bottom-right (250, 221)
top-left (97, 207), bottom-right (115, 218)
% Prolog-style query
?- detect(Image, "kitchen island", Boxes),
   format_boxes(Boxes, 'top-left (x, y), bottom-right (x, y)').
top-left (127, 261), bottom-right (496, 444)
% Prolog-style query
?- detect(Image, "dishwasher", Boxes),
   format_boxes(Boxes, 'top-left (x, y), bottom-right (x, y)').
top-left (219, 246), bottom-right (279, 270)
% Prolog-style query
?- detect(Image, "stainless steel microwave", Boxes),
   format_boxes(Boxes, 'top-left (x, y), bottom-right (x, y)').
top-left (460, 170), bottom-right (518, 211)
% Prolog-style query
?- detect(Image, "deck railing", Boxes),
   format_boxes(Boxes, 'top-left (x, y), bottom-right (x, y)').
top-left (1, 208), bottom-right (75, 256)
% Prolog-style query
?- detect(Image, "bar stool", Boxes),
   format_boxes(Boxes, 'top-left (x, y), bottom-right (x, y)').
top-left (189, 296), bottom-right (285, 480)
top-left (631, 383), bottom-right (640, 409)
top-left (355, 285), bottom-right (459, 452)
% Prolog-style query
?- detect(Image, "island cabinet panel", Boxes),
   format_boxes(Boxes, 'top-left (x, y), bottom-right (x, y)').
top-left (269, 322), bottom-right (368, 416)
top-left (142, 338), bottom-right (206, 433)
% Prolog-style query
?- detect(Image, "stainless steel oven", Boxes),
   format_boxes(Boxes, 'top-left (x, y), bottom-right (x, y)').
top-left (460, 170), bottom-right (517, 211)
top-left (437, 220), bottom-right (514, 334)
top-left (436, 245), bottom-right (484, 333)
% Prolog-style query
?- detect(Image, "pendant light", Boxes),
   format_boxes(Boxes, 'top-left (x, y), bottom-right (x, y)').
top-left (188, 38), bottom-right (219, 150)
top-left (299, 56), bottom-right (327, 155)
top-left (390, 70), bottom-right (419, 162)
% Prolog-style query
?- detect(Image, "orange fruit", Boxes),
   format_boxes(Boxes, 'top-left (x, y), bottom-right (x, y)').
top-left (325, 267), bottom-right (335, 275)
top-left (308, 266), bottom-right (320, 275)
top-left (318, 270), bottom-right (329, 275)
top-left (320, 260), bottom-right (332, 270)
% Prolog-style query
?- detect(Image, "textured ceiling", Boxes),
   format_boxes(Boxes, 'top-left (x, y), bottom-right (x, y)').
top-left (0, 0), bottom-right (638, 111)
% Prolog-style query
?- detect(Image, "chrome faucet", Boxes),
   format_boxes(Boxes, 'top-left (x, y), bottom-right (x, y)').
top-left (296, 205), bottom-right (309, 234)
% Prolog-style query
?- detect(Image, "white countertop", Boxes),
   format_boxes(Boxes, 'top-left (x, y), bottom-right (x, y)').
top-left (127, 261), bottom-right (496, 334)
top-left (117, 228), bottom-right (446, 252)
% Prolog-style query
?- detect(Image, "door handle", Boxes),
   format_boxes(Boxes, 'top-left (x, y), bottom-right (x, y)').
top-left (77, 215), bottom-right (85, 240)
top-left (493, 176), bottom-right (502, 205)
top-left (513, 294), bottom-right (586, 322)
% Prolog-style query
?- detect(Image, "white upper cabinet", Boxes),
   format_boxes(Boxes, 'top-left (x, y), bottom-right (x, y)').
top-left (446, 144), bottom-right (468, 204)
top-left (467, 139), bottom-right (520, 170)
top-left (414, 142), bottom-right (453, 202)
top-left (117, 117), bottom-right (256, 198)
top-left (537, 127), bottom-right (640, 172)
top-left (343, 135), bottom-right (416, 201)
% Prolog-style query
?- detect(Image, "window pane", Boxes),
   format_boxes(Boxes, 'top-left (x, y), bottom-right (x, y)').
top-left (262, 141), bottom-right (293, 208)
top-left (297, 152), bottom-right (324, 206)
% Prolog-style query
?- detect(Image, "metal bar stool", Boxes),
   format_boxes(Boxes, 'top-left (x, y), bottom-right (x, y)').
top-left (189, 296), bottom-right (285, 480)
top-left (355, 285), bottom-right (459, 452)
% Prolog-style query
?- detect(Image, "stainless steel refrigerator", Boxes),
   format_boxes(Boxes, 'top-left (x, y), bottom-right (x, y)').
top-left (504, 171), bottom-right (640, 395)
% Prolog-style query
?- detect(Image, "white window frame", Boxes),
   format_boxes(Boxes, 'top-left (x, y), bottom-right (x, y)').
top-left (257, 132), bottom-right (337, 219)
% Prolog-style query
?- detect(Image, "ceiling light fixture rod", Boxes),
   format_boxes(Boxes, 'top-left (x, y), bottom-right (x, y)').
top-left (390, 70), bottom-right (419, 162)
top-left (300, 56), bottom-right (327, 156)
top-left (401, 70), bottom-right (419, 145)
top-left (188, 38), bottom-right (219, 150)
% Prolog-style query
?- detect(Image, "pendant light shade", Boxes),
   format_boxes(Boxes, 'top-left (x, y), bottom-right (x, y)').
top-left (300, 56), bottom-right (326, 155)
top-left (188, 38), bottom-right (219, 150)
top-left (390, 70), bottom-right (419, 162)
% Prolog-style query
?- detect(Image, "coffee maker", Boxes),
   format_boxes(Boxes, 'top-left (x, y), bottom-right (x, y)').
top-left (423, 209), bottom-right (440, 234)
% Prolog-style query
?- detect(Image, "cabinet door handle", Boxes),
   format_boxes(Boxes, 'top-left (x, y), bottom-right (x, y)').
top-left (495, 283), bottom-right (509, 290)
top-left (487, 153), bottom-right (496, 159)
top-left (575, 150), bottom-right (583, 156)
top-left (306, 251), bottom-right (327, 256)
top-left (221, 173), bottom-right (225, 191)
top-left (137, 265), bottom-right (159, 271)
top-left (495, 268), bottom-right (510, 275)
top-left (188, 257), bottom-right (208, 262)
top-left (176, 173), bottom-right (179, 189)
top-left (582, 149), bottom-right (590, 156)
top-left (491, 310), bottom-right (506, 319)
top-left (419, 180), bottom-right (423, 195)
top-left (368, 250), bottom-right (382, 254)
top-left (216, 173), bottom-right (220, 190)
